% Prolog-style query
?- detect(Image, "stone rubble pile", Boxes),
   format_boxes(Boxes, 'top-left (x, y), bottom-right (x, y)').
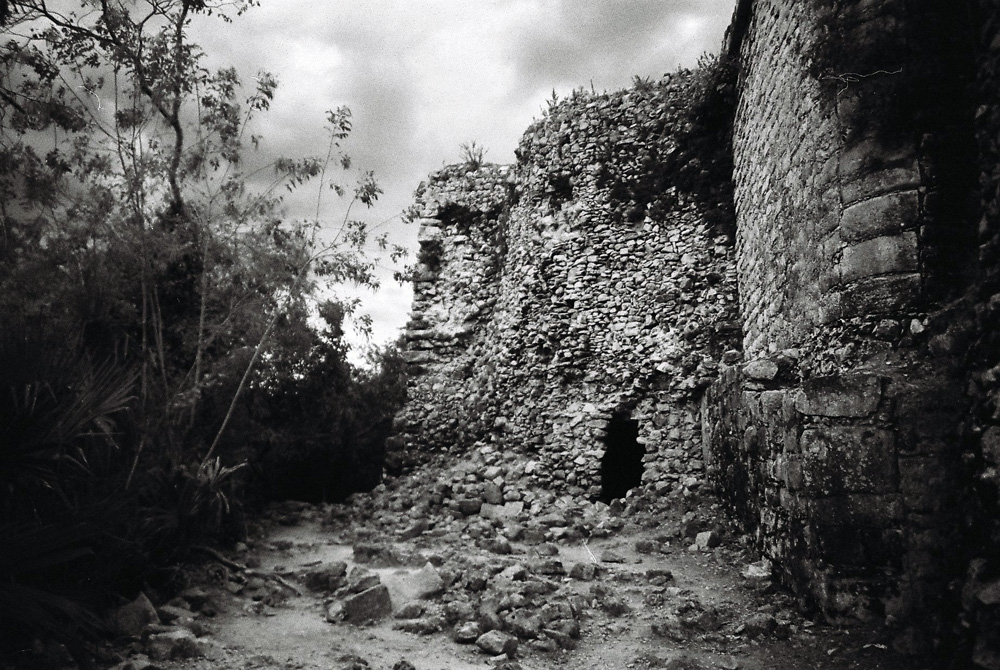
top-left (98, 464), bottom-right (844, 670)
top-left (308, 458), bottom-right (806, 665)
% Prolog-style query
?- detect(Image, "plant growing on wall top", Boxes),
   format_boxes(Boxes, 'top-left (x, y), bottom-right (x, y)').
top-left (460, 140), bottom-right (487, 170)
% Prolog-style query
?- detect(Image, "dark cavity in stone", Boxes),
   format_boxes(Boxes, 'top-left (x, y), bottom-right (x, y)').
top-left (600, 412), bottom-right (644, 502)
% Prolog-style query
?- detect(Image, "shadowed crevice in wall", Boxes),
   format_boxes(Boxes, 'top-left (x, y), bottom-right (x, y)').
top-left (600, 412), bottom-right (644, 502)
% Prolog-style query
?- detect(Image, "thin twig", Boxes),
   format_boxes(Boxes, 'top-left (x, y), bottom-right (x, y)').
top-left (189, 545), bottom-right (302, 595)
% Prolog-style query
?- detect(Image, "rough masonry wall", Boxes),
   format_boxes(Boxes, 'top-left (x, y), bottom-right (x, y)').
top-left (706, 0), bottom-right (979, 656)
top-left (730, 1), bottom-right (840, 356)
top-left (385, 165), bottom-right (510, 472)
top-left (961, 2), bottom-right (1000, 667)
top-left (390, 0), bottom-right (997, 663)
top-left (391, 73), bottom-right (739, 503)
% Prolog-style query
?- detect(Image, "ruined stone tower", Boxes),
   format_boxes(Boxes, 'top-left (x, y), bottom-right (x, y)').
top-left (390, 0), bottom-right (1000, 665)
top-left (389, 69), bottom-right (740, 501)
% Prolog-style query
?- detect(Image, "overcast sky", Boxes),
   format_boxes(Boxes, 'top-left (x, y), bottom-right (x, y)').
top-left (189, 0), bottom-right (736, 356)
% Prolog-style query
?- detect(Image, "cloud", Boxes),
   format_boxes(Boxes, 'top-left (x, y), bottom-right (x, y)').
top-left (187, 0), bottom-right (736, 352)
top-left (506, 0), bottom-right (735, 93)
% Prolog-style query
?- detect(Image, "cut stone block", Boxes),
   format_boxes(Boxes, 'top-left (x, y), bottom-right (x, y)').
top-left (411, 563), bottom-right (445, 599)
top-left (341, 585), bottom-right (392, 624)
top-left (840, 232), bottom-right (918, 283)
top-left (799, 426), bottom-right (898, 494)
top-left (794, 374), bottom-right (881, 418)
top-left (841, 272), bottom-right (921, 314)
top-left (841, 191), bottom-right (919, 242)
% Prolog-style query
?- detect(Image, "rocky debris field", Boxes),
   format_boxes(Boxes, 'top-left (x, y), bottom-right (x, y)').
top-left (84, 455), bottom-right (933, 670)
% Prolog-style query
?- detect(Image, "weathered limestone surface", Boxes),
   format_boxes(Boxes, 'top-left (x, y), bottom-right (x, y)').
top-left (705, 0), bottom-right (986, 661)
top-left (389, 73), bottom-right (740, 502)
top-left (390, 0), bottom-right (999, 664)
top-left (963, 2), bottom-right (1000, 667)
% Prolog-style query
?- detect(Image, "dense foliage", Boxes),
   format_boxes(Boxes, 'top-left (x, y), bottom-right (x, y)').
top-left (0, 0), bottom-right (406, 657)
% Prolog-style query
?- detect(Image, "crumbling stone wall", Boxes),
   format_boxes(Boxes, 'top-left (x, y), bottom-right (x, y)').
top-left (960, 2), bottom-right (1000, 667)
top-left (390, 0), bottom-right (999, 663)
top-left (390, 74), bottom-right (740, 502)
top-left (387, 164), bottom-right (510, 467)
top-left (705, 0), bottom-right (981, 657)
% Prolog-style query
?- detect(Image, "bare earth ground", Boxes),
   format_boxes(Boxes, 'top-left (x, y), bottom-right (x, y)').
top-left (99, 459), bottom-right (938, 670)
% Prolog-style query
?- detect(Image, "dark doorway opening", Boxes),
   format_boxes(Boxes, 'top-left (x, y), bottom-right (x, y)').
top-left (600, 412), bottom-right (644, 502)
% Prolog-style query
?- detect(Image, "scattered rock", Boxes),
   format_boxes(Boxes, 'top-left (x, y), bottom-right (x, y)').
top-left (346, 567), bottom-right (382, 594)
top-left (534, 543), bottom-right (560, 556)
top-left (740, 613), bottom-right (777, 638)
top-left (394, 602), bottom-right (425, 619)
top-left (178, 587), bottom-right (210, 611)
top-left (542, 628), bottom-right (577, 650)
top-left (476, 630), bottom-right (519, 656)
top-left (694, 530), bottom-right (722, 550)
top-left (635, 539), bottom-right (658, 553)
top-left (499, 564), bottom-right (529, 581)
top-left (304, 561), bottom-right (348, 592)
top-left (489, 660), bottom-right (523, 670)
top-left (156, 604), bottom-right (194, 625)
top-left (109, 654), bottom-right (159, 670)
top-left (454, 621), bottom-right (483, 643)
top-left (485, 537), bottom-right (513, 554)
top-left (742, 559), bottom-right (773, 588)
top-left (483, 482), bottom-right (504, 504)
top-left (444, 600), bottom-right (477, 624)
top-left (144, 628), bottom-right (205, 661)
top-left (976, 579), bottom-right (1000, 606)
top-left (569, 562), bottom-right (597, 580)
top-left (412, 563), bottom-right (446, 599)
top-left (338, 585), bottom-right (393, 625)
top-left (481, 501), bottom-right (525, 521)
top-left (545, 617), bottom-right (581, 640)
top-left (506, 610), bottom-right (543, 639)
top-left (353, 544), bottom-right (403, 566)
top-left (600, 549), bottom-right (626, 563)
top-left (458, 499), bottom-right (483, 516)
top-left (394, 616), bottom-right (445, 635)
top-left (109, 592), bottom-right (160, 638)
top-left (533, 559), bottom-right (566, 576)
top-left (399, 519), bottom-right (429, 540)
top-left (646, 568), bottom-right (674, 586)
top-left (333, 653), bottom-right (371, 670)
top-left (600, 597), bottom-right (630, 617)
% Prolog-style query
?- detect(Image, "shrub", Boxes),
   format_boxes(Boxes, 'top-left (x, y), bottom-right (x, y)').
top-left (460, 141), bottom-right (487, 169)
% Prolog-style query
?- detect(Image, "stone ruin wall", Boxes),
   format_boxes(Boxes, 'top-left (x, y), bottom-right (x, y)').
top-left (703, 0), bottom-right (1000, 662)
top-left (389, 74), bottom-right (740, 503)
top-left (389, 0), bottom-right (1000, 664)
top-left (964, 0), bottom-right (1000, 665)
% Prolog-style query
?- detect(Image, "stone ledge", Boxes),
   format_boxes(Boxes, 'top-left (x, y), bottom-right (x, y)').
top-left (794, 374), bottom-right (882, 418)
top-left (839, 232), bottom-right (919, 283)
top-left (840, 273), bottom-right (922, 314)
top-left (841, 191), bottom-right (920, 242)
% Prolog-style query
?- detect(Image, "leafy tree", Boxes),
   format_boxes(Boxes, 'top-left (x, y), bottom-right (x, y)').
top-left (0, 0), bottom-right (402, 453)
top-left (0, 0), bottom-right (407, 656)
top-left (233, 300), bottom-right (407, 503)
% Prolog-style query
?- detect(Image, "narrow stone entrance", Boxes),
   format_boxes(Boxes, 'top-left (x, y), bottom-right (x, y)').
top-left (600, 412), bottom-right (644, 502)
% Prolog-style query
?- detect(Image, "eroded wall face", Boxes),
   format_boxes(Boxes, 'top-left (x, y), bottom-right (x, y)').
top-left (963, 2), bottom-right (1000, 666)
top-left (391, 75), bottom-right (739, 501)
top-left (386, 166), bottom-right (510, 472)
top-left (708, 0), bottom-right (978, 653)
top-left (390, 0), bottom-right (996, 662)
top-left (732, 1), bottom-right (841, 357)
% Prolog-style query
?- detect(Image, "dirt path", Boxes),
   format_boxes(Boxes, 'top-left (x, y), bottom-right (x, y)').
top-left (110, 459), bottom-right (935, 670)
